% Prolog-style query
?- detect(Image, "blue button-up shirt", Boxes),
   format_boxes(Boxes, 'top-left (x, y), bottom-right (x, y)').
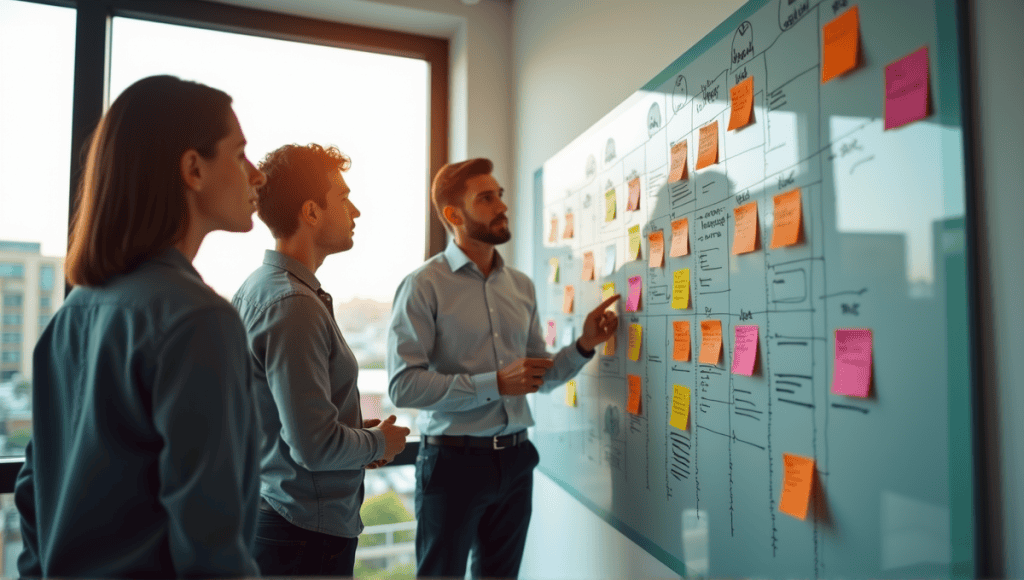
top-left (387, 240), bottom-right (591, 436)
top-left (233, 250), bottom-right (384, 538)
top-left (15, 248), bottom-right (260, 577)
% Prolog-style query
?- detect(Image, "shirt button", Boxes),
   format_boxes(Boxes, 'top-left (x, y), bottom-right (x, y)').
top-left (493, 332), bottom-right (498, 337)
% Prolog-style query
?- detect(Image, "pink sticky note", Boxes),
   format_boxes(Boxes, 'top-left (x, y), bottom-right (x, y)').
top-left (546, 320), bottom-right (557, 347)
top-left (885, 46), bottom-right (929, 130)
top-left (832, 329), bottom-right (872, 397)
top-left (626, 275), bottom-right (642, 312)
top-left (731, 325), bottom-right (758, 376)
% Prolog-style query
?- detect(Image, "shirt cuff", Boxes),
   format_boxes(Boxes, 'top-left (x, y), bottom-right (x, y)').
top-left (473, 371), bottom-right (501, 404)
top-left (575, 338), bottom-right (596, 358)
top-left (370, 427), bottom-right (387, 462)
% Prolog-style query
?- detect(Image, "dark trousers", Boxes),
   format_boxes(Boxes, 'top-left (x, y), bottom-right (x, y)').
top-left (253, 507), bottom-right (359, 577)
top-left (415, 439), bottom-right (540, 579)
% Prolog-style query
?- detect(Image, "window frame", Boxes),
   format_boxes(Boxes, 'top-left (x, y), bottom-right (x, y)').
top-left (0, 0), bottom-right (441, 490)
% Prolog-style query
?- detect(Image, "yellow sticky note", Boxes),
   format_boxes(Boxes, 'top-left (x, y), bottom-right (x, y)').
top-left (732, 201), bottom-right (758, 255)
top-left (627, 374), bottom-right (642, 415)
top-left (602, 283), bottom-right (617, 356)
top-left (669, 385), bottom-right (691, 431)
top-left (696, 121), bottom-right (719, 170)
top-left (771, 189), bottom-right (802, 248)
top-left (669, 140), bottom-right (688, 182)
top-left (563, 285), bottom-right (575, 314)
top-left (562, 213), bottom-right (574, 239)
top-left (699, 319), bottom-right (722, 365)
top-left (780, 453), bottom-right (816, 520)
top-left (628, 323), bottom-right (642, 362)
top-left (582, 251), bottom-right (595, 281)
top-left (672, 320), bottom-right (691, 361)
top-left (628, 225), bottom-right (642, 261)
top-left (648, 230), bottom-right (665, 268)
top-left (821, 6), bottom-right (860, 84)
top-left (672, 268), bottom-right (690, 309)
top-left (566, 380), bottom-right (578, 407)
top-left (603, 333), bottom-right (616, 356)
top-left (548, 217), bottom-right (558, 243)
top-left (605, 189), bottom-right (616, 222)
top-left (728, 76), bottom-right (754, 130)
top-left (548, 257), bottom-right (559, 283)
top-left (602, 282), bottom-right (616, 302)
top-left (670, 217), bottom-right (689, 257)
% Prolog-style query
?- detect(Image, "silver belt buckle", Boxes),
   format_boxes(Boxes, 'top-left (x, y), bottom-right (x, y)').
top-left (492, 435), bottom-right (506, 450)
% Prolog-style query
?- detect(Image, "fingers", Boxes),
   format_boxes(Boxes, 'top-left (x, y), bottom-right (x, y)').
top-left (592, 294), bottom-right (621, 315)
top-left (364, 418), bottom-right (381, 428)
top-left (381, 414), bottom-right (397, 425)
top-left (523, 357), bottom-right (554, 369)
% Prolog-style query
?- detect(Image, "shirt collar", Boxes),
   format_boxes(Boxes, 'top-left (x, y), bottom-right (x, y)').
top-left (149, 247), bottom-right (203, 281)
top-left (262, 249), bottom-right (322, 293)
top-left (442, 239), bottom-right (505, 275)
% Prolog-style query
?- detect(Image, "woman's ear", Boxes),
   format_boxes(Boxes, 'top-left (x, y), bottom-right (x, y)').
top-left (180, 149), bottom-right (203, 192)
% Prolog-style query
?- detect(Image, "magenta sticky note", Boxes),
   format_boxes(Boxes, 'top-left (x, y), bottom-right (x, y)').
top-left (546, 320), bottom-right (557, 347)
top-left (884, 46), bottom-right (929, 130)
top-left (833, 329), bottom-right (872, 397)
top-left (626, 275), bottom-right (642, 312)
top-left (731, 325), bottom-right (758, 376)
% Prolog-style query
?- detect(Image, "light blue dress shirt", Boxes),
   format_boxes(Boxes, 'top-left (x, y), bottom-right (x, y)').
top-left (233, 250), bottom-right (384, 538)
top-left (387, 240), bottom-right (591, 437)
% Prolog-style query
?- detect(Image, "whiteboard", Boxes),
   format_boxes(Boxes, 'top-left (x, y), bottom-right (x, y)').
top-left (528, 0), bottom-right (975, 577)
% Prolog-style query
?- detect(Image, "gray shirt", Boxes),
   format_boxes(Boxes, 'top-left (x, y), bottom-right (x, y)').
top-left (233, 250), bottom-right (384, 538)
top-left (387, 240), bottom-right (591, 436)
top-left (15, 247), bottom-right (260, 577)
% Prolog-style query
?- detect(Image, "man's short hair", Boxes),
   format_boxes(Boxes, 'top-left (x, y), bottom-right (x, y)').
top-left (430, 158), bottom-right (493, 231)
top-left (256, 143), bottom-right (351, 238)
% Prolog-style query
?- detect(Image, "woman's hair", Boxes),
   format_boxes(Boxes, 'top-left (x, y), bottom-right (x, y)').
top-left (65, 75), bottom-right (233, 286)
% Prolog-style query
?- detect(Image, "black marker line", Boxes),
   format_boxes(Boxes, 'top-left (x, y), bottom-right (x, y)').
top-left (778, 397), bottom-right (814, 409)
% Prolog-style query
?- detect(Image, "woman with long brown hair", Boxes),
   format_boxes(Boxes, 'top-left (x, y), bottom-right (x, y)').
top-left (14, 75), bottom-right (266, 577)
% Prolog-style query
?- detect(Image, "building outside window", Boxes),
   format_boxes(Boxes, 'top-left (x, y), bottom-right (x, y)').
top-left (1, 296), bottom-right (22, 308)
top-left (1, 316), bottom-right (21, 326)
top-left (0, 264), bottom-right (24, 279)
top-left (38, 265), bottom-right (54, 292)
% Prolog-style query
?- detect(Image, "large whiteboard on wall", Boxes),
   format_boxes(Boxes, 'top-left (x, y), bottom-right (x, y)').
top-left (528, 0), bottom-right (975, 578)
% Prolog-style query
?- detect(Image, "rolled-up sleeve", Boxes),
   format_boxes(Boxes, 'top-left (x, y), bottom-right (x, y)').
top-left (523, 279), bottom-right (591, 394)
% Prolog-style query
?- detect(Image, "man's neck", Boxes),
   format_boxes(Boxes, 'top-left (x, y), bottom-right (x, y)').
top-left (454, 235), bottom-right (497, 277)
top-left (275, 233), bottom-right (324, 275)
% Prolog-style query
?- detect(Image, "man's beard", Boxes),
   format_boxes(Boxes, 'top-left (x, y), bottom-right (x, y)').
top-left (465, 213), bottom-right (512, 244)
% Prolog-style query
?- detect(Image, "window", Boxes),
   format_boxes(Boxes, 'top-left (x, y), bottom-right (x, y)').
top-left (39, 315), bottom-right (51, 329)
top-left (1, 315), bottom-right (21, 326)
top-left (0, 263), bottom-right (24, 278)
top-left (39, 264), bottom-right (55, 291)
top-left (40, 296), bottom-right (50, 310)
top-left (0, 352), bottom-right (19, 363)
top-left (1, 333), bottom-right (20, 345)
top-left (1, 295), bottom-right (22, 308)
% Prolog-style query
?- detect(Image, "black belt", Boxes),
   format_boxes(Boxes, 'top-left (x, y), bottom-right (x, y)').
top-left (423, 431), bottom-right (528, 451)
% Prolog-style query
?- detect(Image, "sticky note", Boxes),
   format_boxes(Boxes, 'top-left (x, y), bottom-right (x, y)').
top-left (648, 230), bottom-right (665, 268)
top-left (602, 281), bottom-right (616, 303)
top-left (780, 453), bottom-right (815, 520)
top-left (832, 329), bottom-right (872, 397)
top-left (627, 177), bottom-right (641, 211)
top-left (885, 46), bottom-right (930, 130)
top-left (603, 333), bottom-right (616, 356)
top-left (603, 245), bottom-right (616, 277)
top-left (627, 374), bottom-right (642, 415)
top-left (563, 285), bottom-right (575, 314)
top-left (628, 323), bottom-right (643, 361)
top-left (566, 380), bottom-right (578, 407)
top-left (821, 6), bottom-right (860, 83)
top-left (696, 121), bottom-right (719, 170)
top-left (732, 325), bottom-right (758, 376)
top-left (672, 320), bottom-right (691, 361)
top-left (699, 319), bottom-right (722, 365)
top-left (563, 213), bottom-right (574, 239)
top-left (732, 201), bottom-right (758, 255)
top-left (548, 257), bottom-right (559, 283)
top-left (605, 188), bottom-right (616, 222)
top-left (728, 76), bottom-right (754, 130)
top-left (670, 217), bottom-right (689, 257)
top-left (548, 217), bottom-right (558, 243)
top-left (669, 140), bottom-right (688, 182)
top-left (628, 225), bottom-right (642, 260)
top-left (669, 385), bottom-right (691, 431)
top-left (672, 268), bottom-right (690, 309)
top-left (546, 320), bottom-right (556, 347)
top-left (771, 189), bottom-right (802, 248)
top-left (626, 275), bottom-right (642, 312)
top-left (582, 251), bottom-right (596, 281)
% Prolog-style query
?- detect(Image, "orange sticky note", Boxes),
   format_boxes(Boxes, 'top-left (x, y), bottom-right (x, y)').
top-left (627, 323), bottom-right (643, 361)
top-left (672, 320), bottom-right (691, 361)
top-left (669, 140), bottom-right (688, 182)
top-left (732, 201), bottom-right (758, 255)
top-left (771, 189), bottom-right (802, 248)
top-left (821, 6), bottom-right (860, 83)
top-left (669, 385), bottom-right (690, 431)
top-left (696, 121), bottom-right (719, 170)
top-left (627, 177), bottom-right (641, 211)
top-left (699, 319), bottom-right (722, 365)
top-left (548, 217), bottom-right (558, 243)
top-left (582, 251), bottom-right (595, 281)
top-left (628, 225), bottom-right (642, 261)
top-left (648, 230), bottom-right (665, 268)
top-left (627, 374), bottom-right (642, 415)
top-left (780, 453), bottom-right (816, 520)
top-left (562, 213), bottom-right (574, 239)
top-left (603, 333), bottom-right (616, 356)
top-left (562, 285), bottom-right (574, 314)
top-left (670, 217), bottom-right (689, 257)
top-left (728, 76), bottom-right (754, 130)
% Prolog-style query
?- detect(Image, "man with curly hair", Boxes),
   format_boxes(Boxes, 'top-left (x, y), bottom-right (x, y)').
top-left (232, 143), bottom-right (410, 576)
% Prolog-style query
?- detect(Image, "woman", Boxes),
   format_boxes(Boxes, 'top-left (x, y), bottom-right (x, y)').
top-left (14, 75), bottom-right (266, 577)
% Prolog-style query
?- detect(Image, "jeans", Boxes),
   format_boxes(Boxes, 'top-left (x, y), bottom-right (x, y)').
top-left (253, 507), bottom-right (359, 576)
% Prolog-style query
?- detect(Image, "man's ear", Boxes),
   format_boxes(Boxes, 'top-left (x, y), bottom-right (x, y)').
top-left (180, 149), bottom-right (203, 192)
top-left (300, 199), bottom-right (322, 227)
top-left (442, 205), bottom-right (462, 228)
